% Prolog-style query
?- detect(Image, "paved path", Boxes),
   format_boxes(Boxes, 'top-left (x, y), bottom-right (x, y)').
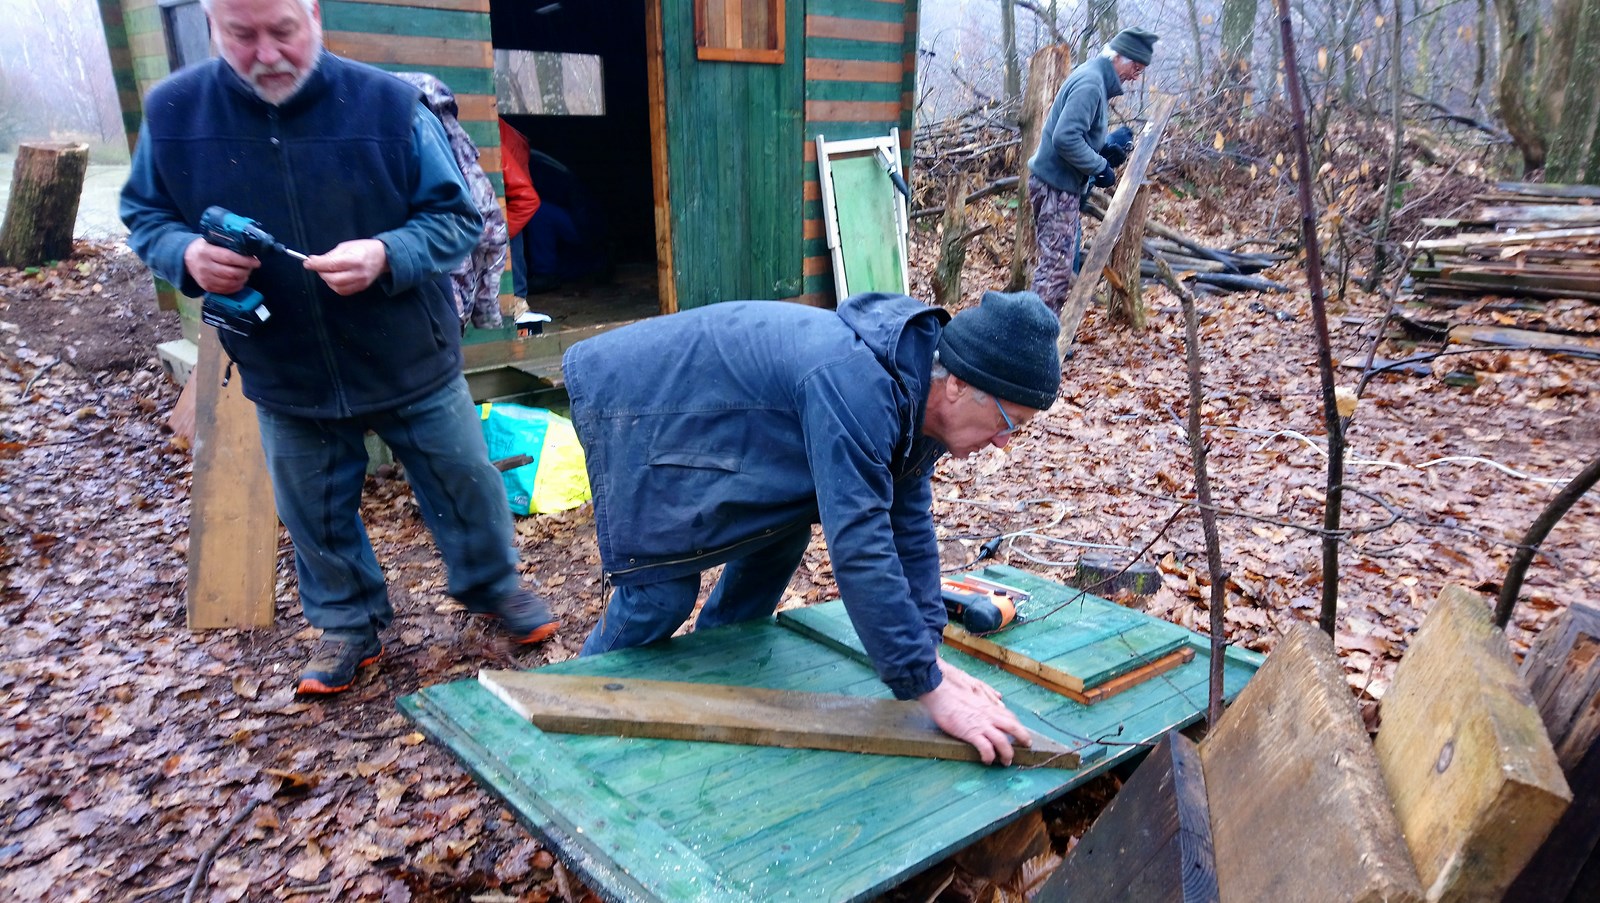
top-left (0, 151), bottom-right (131, 242)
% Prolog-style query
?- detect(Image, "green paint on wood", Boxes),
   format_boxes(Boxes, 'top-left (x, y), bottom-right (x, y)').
top-left (368, 61), bottom-right (496, 96)
top-left (805, 38), bottom-right (903, 63)
top-left (321, 2), bottom-right (490, 41)
top-left (828, 154), bottom-right (903, 295)
top-left (809, 0), bottom-right (909, 23)
top-left (661, 0), bottom-right (804, 307)
top-left (402, 570), bottom-right (1261, 903)
top-left (123, 5), bottom-right (163, 35)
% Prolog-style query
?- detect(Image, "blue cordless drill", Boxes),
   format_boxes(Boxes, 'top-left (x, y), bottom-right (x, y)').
top-left (197, 207), bottom-right (308, 336)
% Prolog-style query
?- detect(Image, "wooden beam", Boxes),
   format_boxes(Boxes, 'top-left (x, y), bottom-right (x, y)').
top-left (478, 670), bottom-right (1081, 769)
top-left (645, 0), bottom-right (676, 314)
top-left (942, 624), bottom-right (1194, 704)
top-left (1374, 585), bottom-right (1571, 902)
top-left (1200, 623), bottom-right (1424, 903)
top-left (186, 328), bottom-right (277, 629)
top-left (1042, 731), bottom-right (1217, 902)
top-left (1505, 603), bottom-right (1600, 903)
top-left (1058, 93), bottom-right (1176, 355)
top-left (1410, 225), bottom-right (1600, 251)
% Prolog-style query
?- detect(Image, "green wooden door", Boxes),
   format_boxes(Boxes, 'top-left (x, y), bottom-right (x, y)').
top-left (660, 0), bottom-right (804, 309)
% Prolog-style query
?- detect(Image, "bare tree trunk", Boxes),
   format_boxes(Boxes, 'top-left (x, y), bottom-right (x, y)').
top-left (1007, 45), bottom-right (1074, 292)
top-left (1275, 0), bottom-right (1346, 636)
top-left (535, 53), bottom-right (567, 115)
top-left (1001, 0), bottom-right (1021, 123)
top-left (1368, 0), bottom-right (1405, 287)
top-left (1473, 0), bottom-right (1490, 109)
top-left (1546, 0), bottom-right (1600, 183)
top-left (0, 142), bottom-right (88, 267)
top-left (1184, 0), bottom-right (1206, 86)
top-left (1220, 0), bottom-right (1259, 110)
top-left (933, 180), bottom-right (970, 309)
top-left (1107, 184), bottom-right (1150, 329)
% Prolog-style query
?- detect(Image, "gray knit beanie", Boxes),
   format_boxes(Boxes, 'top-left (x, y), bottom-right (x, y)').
top-left (1109, 27), bottom-right (1160, 65)
top-left (937, 291), bottom-right (1061, 411)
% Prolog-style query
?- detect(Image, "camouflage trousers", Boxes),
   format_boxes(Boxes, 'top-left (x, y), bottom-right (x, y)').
top-left (1028, 175), bottom-right (1082, 314)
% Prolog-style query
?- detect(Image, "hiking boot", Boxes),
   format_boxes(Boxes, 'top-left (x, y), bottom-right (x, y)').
top-left (491, 588), bottom-right (560, 644)
top-left (296, 631), bottom-right (383, 695)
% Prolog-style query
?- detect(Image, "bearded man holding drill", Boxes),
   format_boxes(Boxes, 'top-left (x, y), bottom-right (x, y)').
top-left (121, 0), bottom-right (558, 695)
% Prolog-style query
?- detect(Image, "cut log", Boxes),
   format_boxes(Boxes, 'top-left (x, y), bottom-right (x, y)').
top-left (1059, 93), bottom-right (1177, 353)
top-left (1071, 553), bottom-right (1163, 595)
top-left (1006, 44), bottom-right (1073, 292)
top-left (186, 328), bottom-right (277, 628)
top-left (1504, 603), bottom-right (1600, 903)
top-left (1107, 184), bottom-right (1151, 330)
top-left (953, 810), bottom-right (1052, 885)
top-left (0, 142), bottom-right (89, 267)
top-left (478, 670), bottom-right (1082, 768)
top-left (1200, 623), bottom-right (1424, 903)
top-left (1374, 585), bottom-right (1570, 903)
top-left (1043, 731), bottom-right (1218, 902)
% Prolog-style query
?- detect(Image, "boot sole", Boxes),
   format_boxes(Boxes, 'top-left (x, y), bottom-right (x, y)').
top-left (295, 649), bottom-right (383, 695)
top-left (512, 620), bottom-right (560, 645)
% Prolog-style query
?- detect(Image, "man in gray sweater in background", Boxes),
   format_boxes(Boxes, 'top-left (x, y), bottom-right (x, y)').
top-left (1027, 27), bottom-right (1158, 314)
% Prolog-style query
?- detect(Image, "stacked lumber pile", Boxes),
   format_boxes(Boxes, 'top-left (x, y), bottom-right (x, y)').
top-left (1411, 182), bottom-right (1600, 302)
top-left (1045, 586), bottom-right (1588, 902)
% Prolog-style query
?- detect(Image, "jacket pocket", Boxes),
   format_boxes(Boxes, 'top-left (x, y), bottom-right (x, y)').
top-left (647, 450), bottom-right (740, 472)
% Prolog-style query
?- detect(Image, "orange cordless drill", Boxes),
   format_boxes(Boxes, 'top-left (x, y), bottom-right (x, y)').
top-left (940, 577), bottom-right (1018, 634)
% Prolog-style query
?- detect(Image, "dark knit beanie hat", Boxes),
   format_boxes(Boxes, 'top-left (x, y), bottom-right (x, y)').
top-left (937, 291), bottom-right (1062, 411)
top-left (1109, 27), bottom-right (1160, 65)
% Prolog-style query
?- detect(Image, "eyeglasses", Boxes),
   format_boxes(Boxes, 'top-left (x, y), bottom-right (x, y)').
top-left (991, 394), bottom-right (1018, 436)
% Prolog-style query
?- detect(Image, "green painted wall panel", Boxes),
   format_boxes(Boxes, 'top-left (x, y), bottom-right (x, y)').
top-left (321, 3), bottom-right (490, 41)
top-left (808, 0), bottom-right (908, 23)
top-left (805, 80), bottom-right (901, 103)
top-left (369, 61), bottom-right (496, 96)
top-left (663, 0), bottom-right (804, 307)
top-left (124, 5), bottom-right (162, 35)
top-left (803, 38), bottom-right (903, 63)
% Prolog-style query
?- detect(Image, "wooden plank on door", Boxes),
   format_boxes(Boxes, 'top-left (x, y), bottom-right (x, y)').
top-left (186, 326), bottom-right (276, 628)
top-left (479, 670), bottom-right (1081, 769)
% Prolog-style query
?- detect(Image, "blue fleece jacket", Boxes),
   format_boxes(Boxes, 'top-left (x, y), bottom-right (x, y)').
top-left (1028, 56), bottom-right (1125, 195)
top-left (120, 53), bottom-right (481, 417)
top-left (562, 294), bottom-right (954, 699)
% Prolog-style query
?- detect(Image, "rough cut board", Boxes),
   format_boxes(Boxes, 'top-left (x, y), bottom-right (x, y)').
top-left (1375, 586), bottom-right (1570, 903)
top-left (1042, 730), bottom-right (1218, 902)
top-left (185, 327), bottom-right (277, 628)
top-left (401, 568), bottom-right (1263, 903)
top-left (941, 623), bottom-right (1195, 704)
top-left (1200, 623), bottom-right (1424, 903)
top-left (478, 671), bottom-right (1081, 769)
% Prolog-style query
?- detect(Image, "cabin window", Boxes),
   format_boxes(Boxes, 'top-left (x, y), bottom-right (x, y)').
top-left (159, 0), bottom-right (212, 71)
top-left (694, 0), bottom-right (785, 64)
top-left (494, 50), bottom-right (605, 117)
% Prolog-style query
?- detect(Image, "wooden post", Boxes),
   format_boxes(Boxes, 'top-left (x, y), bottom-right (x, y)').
top-left (0, 142), bottom-right (89, 267)
top-left (1058, 94), bottom-right (1177, 357)
top-left (1006, 45), bottom-right (1073, 293)
top-left (1042, 731), bottom-right (1218, 901)
top-left (186, 327), bottom-right (278, 628)
top-left (1200, 623), bottom-right (1424, 903)
top-left (1504, 603), bottom-right (1600, 903)
top-left (931, 179), bottom-right (968, 309)
top-left (1106, 184), bottom-right (1152, 330)
top-left (1374, 585), bottom-right (1571, 903)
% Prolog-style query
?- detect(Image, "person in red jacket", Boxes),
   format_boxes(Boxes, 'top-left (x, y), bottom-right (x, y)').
top-left (498, 118), bottom-right (541, 299)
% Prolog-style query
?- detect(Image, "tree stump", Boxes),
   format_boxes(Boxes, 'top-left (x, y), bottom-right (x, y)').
top-left (0, 142), bottom-right (89, 267)
top-left (1006, 45), bottom-right (1073, 292)
top-left (931, 179), bottom-right (968, 309)
top-left (1107, 183), bottom-right (1151, 330)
